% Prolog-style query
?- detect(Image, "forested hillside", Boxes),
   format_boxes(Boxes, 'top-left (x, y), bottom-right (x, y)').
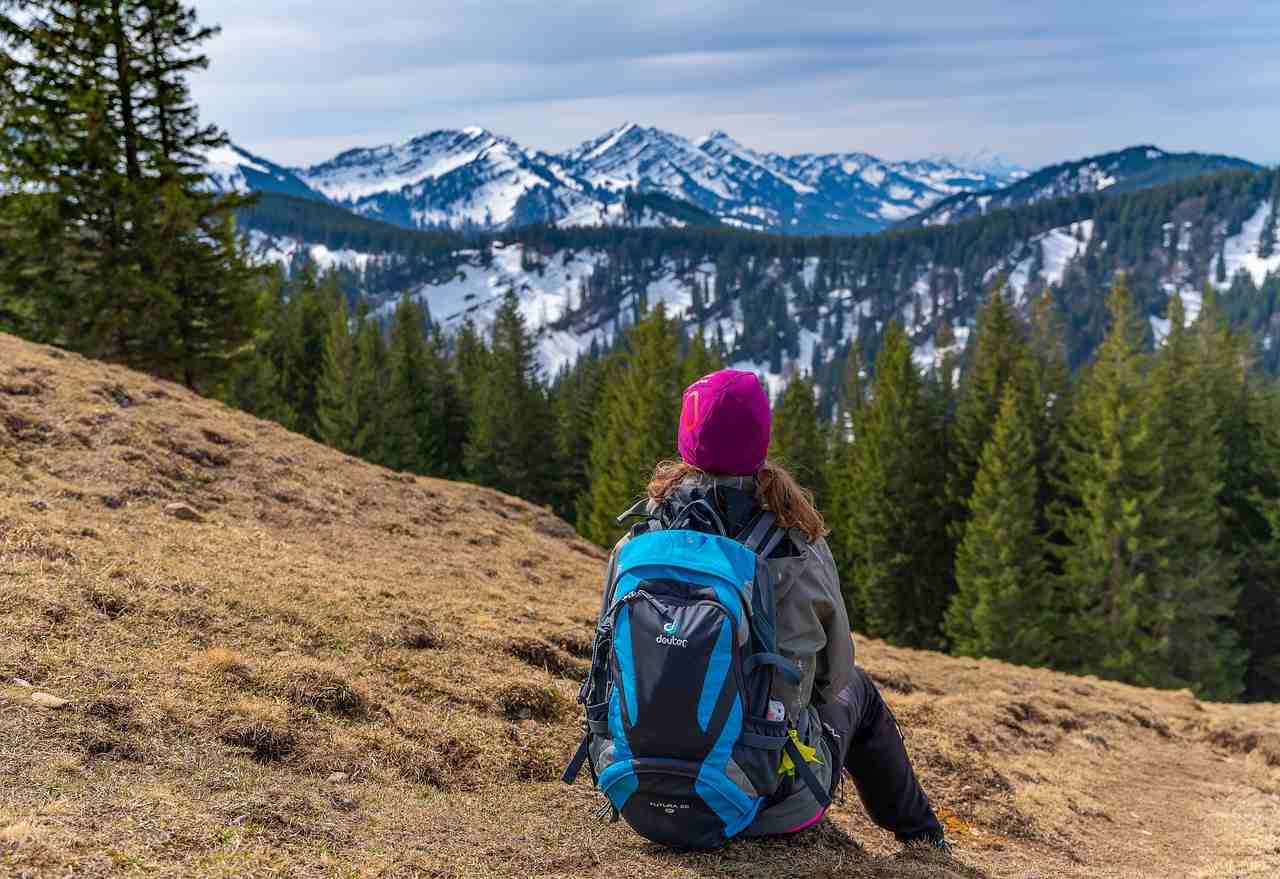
top-left (904, 146), bottom-right (1261, 227)
top-left (239, 166), bottom-right (1280, 406)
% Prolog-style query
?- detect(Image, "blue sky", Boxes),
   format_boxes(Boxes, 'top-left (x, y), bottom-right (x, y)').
top-left (190, 0), bottom-right (1280, 169)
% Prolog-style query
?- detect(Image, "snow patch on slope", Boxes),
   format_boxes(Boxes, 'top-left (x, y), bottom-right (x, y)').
top-left (247, 231), bottom-right (373, 273)
top-left (988, 220), bottom-right (1094, 303)
top-left (1212, 203), bottom-right (1280, 289)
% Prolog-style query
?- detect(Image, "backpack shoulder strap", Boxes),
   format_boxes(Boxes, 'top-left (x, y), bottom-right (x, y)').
top-left (615, 497), bottom-right (656, 526)
top-left (740, 511), bottom-right (786, 559)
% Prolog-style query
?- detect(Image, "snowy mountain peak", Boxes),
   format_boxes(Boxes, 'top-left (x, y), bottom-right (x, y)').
top-left (207, 124), bottom-right (1032, 235)
top-left (298, 128), bottom-right (525, 204)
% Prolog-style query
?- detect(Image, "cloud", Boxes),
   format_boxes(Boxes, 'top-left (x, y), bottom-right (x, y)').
top-left (189, 0), bottom-right (1280, 168)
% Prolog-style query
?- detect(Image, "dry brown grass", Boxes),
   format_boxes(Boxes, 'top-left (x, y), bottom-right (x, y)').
top-left (1, 331), bottom-right (1279, 878)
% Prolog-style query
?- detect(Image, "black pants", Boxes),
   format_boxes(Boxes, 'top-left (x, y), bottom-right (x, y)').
top-left (817, 665), bottom-right (943, 842)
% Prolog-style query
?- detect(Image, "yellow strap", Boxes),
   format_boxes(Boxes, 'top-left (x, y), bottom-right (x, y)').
top-left (777, 729), bottom-right (822, 777)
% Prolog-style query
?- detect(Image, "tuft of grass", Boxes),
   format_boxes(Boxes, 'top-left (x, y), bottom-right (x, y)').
top-left (219, 699), bottom-right (298, 763)
top-left (85, 695), bottom-right (134, 721)
top-left (496, 683), bottom-right (568, 723)
top-left (0, 819), bottom-right (44, 847)
top-left (193, 647), bottom-right (253, 682)
top-left (79, 731), bottom-right (143, 762)
top-left (548, 630), bottom-right (593, 660)
top-left (83, 585), bottom-right (132, 619)
top-left (398, 619), bottom-right (447, 650)
top-left (507, 637), bottom-right (587, 680)
top-left (510, 743), bottom-right (563, 782)
top-left (272, 663), bottom-right (369, 719)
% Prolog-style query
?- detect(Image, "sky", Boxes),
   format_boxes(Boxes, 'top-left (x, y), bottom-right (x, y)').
top-left (189, 1), bottom-right (1280, 170)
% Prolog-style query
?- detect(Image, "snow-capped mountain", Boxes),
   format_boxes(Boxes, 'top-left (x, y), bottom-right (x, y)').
top-left (201, 143), bottom-right (324, 201)
top-left (205, 124), bottom-right (1025, 236)
top-left (904, 146), bottom-right (1259, 227)
top-left (294, 127), bottom-right (620, 230)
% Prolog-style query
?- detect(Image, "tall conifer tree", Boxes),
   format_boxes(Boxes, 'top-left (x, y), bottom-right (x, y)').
top-left (842, 323), bottom-right (952, 648)
top-left (465, 291), bottom-right (554, 499)
top-left (946, 384), bottom-right (1051, 664)
top-left (1197, 289), bottom-right (1280, 700)
top-left (1148, 294), bottom-right (1244, 698)
top-left (581, 306), bottom-right (683, 546)
top-left (948, 285), bottom-right (1030, 538)
top-left (0, 1), bottom-right (259, 388)
top-left (771, 375), bottom-right (826, 502)
top-left (316, 294), bottom-right (360, 454)
top-left (350, 307), bottom-right (388, 462)
top-left (383, 295), bottom-right (455, 476)
top-left (1052, 277), bottom-right (1169, 682)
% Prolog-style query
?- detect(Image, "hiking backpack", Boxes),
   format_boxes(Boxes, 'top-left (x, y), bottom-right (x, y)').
top-left (562, 496), bottom-right (831, 850)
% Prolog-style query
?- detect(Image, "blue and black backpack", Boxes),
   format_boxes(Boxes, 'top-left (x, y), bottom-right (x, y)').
top-left (562, 495), bottom-right (831, 850)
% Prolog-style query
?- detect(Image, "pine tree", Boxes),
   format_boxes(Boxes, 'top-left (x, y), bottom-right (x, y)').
top-left (0, 1), bottom-right (260, 389)
top-left (1197, 289), bottom-right (1280, 700)
top-left (350, 309), bottom-right (388, 463)
top-left (316, 293), bottom-right (360, 454)
top-left (946, 384), bottom-right (1051, 664)
top-left (383, 295), bottom-right (454, 476)
top-left (277, 270), bottom-right (335, 440)
top-left (1147, 293), bottom-right (1244, 699)
top-left (221, 272), bottom-right (289, 424)
top-left (132, 0), bottom-right (261, 391)
top-left (581, 305), bottom-right (684, 547)
top-left (1051, 277), bottom-right (1169, 683)
top-left (827, 343), bottom-right (868, 625)
top-left (453, 317), bottom-right (488, 410)
top-left (680, 330), bottom-right (722, 387)
top-left (842, 323), bottom-right (952, 648)
top-left (465, 290), bottom-right (555, 500)
top-left (948, 285), bottom-right (1030, 539)
top-left (771, 375), bottom-right (826, 503)
top-left (1, 2), bottom-right (121, 344)
top-left (549, 355), bottom-right (607, 523)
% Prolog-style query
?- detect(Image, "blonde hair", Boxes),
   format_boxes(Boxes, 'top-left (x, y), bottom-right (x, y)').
top-left (646, 458), bottom-right (829, 544)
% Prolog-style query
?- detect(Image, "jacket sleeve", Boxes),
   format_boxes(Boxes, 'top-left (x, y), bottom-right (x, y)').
top-left (771, 535), bottom-right (855, 715)
top-left (807, 537), bottom-right (855, 705)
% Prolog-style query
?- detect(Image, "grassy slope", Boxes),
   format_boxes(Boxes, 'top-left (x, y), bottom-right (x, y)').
top-left (1, 331), bottom-right (1278, 879)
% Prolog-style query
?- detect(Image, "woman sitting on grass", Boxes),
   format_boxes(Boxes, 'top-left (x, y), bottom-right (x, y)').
top-left (638, 368), bottom-right (949, 847)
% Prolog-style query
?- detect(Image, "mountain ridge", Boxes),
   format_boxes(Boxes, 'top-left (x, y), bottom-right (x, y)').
top-left (902, 145), bottom-right (1261, 227)
top-left (206, 123), bottom-right (1025, 236)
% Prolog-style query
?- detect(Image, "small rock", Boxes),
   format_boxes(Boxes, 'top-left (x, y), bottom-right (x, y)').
top-left (27, 499), bottom-right (49, 512)
top-left (165, 502), bottom-right (204, 523)
top-left (100, 495), bottom-right (126, 510)
top-left (31, 692), bottom-right (71, 709)
top-left (13, 678), bottom-right (33, 688)
top-left (327, 772), bottom-right (348, 784)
